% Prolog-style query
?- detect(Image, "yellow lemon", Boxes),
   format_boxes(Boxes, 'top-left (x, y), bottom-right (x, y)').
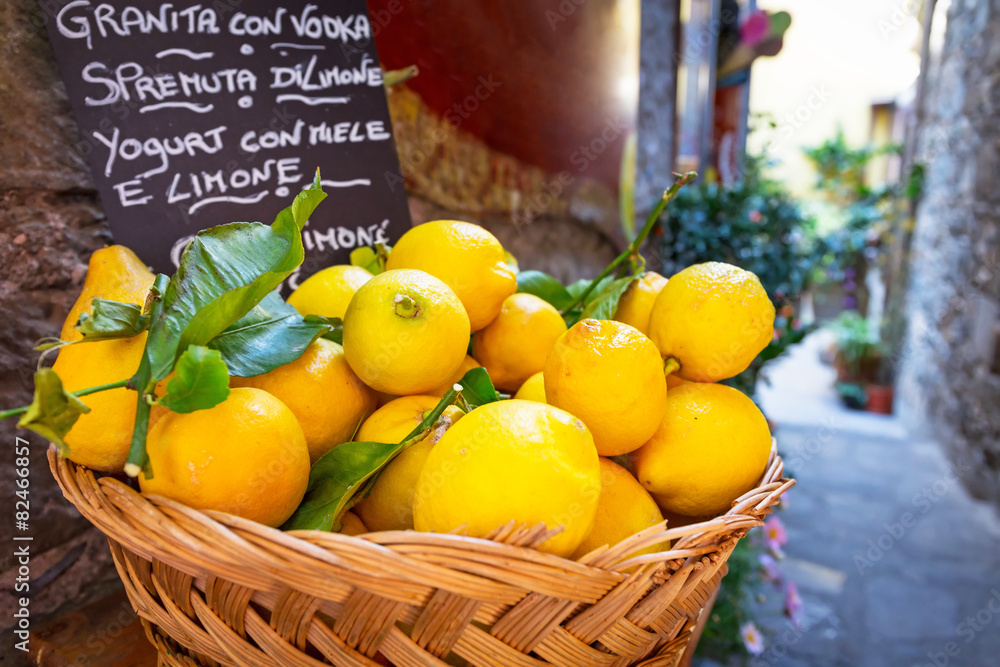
top-left (140, 387), bottom-right (310, 528)
top-left (343, 269), bottom-right (470, 395)
top-left (386, 220), bottom-right (516, 331)
top-left (514, 371), bottom-right (546, 403)
top-left (471, 293), bottom-right (567, 391)
top-left (53, 335), bottom-right (146, 472)
top-left (230, 338), bottom-right (376, 463)
top-left (61, 245), bottom-right (154, 342)
top-left (544, 319), bottom-right (666, 457)
top-left (354, 395), bottom-right (464, 532)
top-left (53, 245), bottom-right (155, 472)
top-left (648, 262), bottom-right (775, 382)
top-left (426, 355), bottom-right (480, 398)
top-left (287, 265), bottom-right (373, 320)
top-left (340, 511), bottom-right (368, 536)
top-left (571, 458), bottom-right (664, 560)
top-left (413, 400), bottom-right (600, 557)
top-left (666, 374), bottom-right (687, 390)
top-left (632, 382), bottom-right (771, 517)
top-left (614, 272), bottom-right (668, 336)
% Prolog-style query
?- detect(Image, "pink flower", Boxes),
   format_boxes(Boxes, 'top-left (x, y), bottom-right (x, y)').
top-left (785, 581), bottom-right (804, 629)
top-left (749, 209), bottom-right (763, 223)
top-left (740, 621), bottom-right (765, 655)
top-left (764, 516), bottom-right (788, 553)
top-left (740, 11), bottom-right (771, 46)
top-left (759, 553), bottom-right (783, 584)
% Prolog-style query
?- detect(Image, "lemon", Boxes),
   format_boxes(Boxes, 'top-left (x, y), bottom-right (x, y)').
top-left (666, 374), bottom-right (687, 390)
top-left (631, 382), bottom-right (771, 517)
top-left (648, 262), bottom-right (775, 382)
top-left (544, 319), bottom-right (666, 457)
top-left (386, 220), bottom-right (517, 331)
top-left (340, 511), bottom-right (368, 536)
top-left (353, 395), bottom-right (464, 532)
top-left (343, 269), bottom-right (470, 395)
top-left (61, 245), bottom-right (154, 342)
top-left (52, 245), bottom-right (155, 471)
top-left (140, 387), bottom-right (310, 528)
top-left (230, 338), bottom-right (376, 463)
top-left (53, 335), bottom-right (146, 472)
top-left (571, 458), bottom-right (664, 560)
top-left (614, 272), bottom-right (668, 336)
top-left (471, 293), bottom-right (567, 391)
top-left (514, 371), bottom-right (546, 403)
top-left (413, 400), bottom-right (600, 557)
top-left (287, 265), bottom-right (372, 320)
top-left (427, 355), bottom-right (480, 398)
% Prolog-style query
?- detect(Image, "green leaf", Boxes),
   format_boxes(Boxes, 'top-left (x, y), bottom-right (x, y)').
top-left (282, 440), bottom-right (401, 531)
top-left (349, 243), bottom-right (391, 275)
top-left (580, 276), bottom-right (637, 321)
top-left (350, 247), bottom-right (379, 273)
top-left (146, 172), bottom-right (326, 380)
top-left (155, 346), bottom-right (230, 414)
top-left (208, 292), bottom-right (337, 377)
top-left (17, 368), bottom-right (91, 455)
top-left (314, 316), bottom-right (344, 345)
top-left (565, 279), bottom-right (593, 301)
top-left (516, 271), bottom-right (574, 311)
top-left (75, 298), bottom-right (150, 341)
top-left (284, 386), bottom-right (463, 532)
top-left (456, 367), bottom-right (500, 409)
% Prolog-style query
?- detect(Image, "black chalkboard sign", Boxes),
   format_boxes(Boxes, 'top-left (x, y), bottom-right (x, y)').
top-left (43, 0), bottom-right (412, 290)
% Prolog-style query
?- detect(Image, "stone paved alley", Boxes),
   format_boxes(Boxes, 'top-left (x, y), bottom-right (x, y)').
top-left (696, 332), bottom-right (1000, 667)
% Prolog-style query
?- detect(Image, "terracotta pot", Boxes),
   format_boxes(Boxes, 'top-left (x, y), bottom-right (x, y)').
top-left (834, 351), bottom-right (881, 383)
top-left (866, 384), bottom-right (894, 414)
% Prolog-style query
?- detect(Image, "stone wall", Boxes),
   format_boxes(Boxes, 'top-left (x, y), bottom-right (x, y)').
top-left (897, 0), bottom-right (1000, 509)
top-left (0, 0), bottom-right (125, 635)
top-left (636, 0), bottom-right (678, 216)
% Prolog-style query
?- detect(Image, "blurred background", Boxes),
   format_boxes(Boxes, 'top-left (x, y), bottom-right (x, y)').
top-left (2, 0), bottom-right (1000, 665)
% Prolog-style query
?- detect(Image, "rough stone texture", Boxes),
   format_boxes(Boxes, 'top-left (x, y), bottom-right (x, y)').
top-left (897, 0), bottom-right (1000, 511)
top-left (0, 0), bottom-right (123, 637)
top-left (636, 0), bottom-right (678, 215)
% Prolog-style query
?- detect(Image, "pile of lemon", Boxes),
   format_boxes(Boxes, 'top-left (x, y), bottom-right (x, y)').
top-left (58, 220), bottom-right (775, 559)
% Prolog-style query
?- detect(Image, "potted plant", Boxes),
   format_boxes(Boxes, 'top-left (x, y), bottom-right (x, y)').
top-left (830, 311), bottom-right (892, 411)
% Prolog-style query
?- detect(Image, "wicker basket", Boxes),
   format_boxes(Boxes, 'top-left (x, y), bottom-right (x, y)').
top-left (48, 442), bottom-right (793, 667)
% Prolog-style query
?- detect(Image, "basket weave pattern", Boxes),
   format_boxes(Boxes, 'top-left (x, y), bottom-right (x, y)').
top-left (50, 446), bottom-right (793, 667)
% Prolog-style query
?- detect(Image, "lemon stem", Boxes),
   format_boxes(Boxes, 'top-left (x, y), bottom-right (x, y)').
top-left (393, 294), bottom-right (421, 318)
top-left (560, 171), bottom-right (698, 315)
top-left (125, 273), bottom-right (170, 478)
top-left (664, 357), bottom-right (681, 377)
top-left (0, 378), bottom-right (131, 420)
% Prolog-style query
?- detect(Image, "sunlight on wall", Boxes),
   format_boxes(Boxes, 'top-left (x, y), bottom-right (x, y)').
top-left (748, 0), bottom-right (924, 196)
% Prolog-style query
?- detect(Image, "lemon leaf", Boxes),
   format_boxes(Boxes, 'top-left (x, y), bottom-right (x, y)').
top-left (17, 368), bottom-right (91, 456)
top-left (208, 292), bottom-right (338, 377)
top-left (349, 247), bottom-right (379, 272)
top-left (75, 298), bottom-right (150, 341)
top-left (146, 171), bottom-right (326, 380)
top-left (457, 367), bottom-right (500, 409)
top-left (155, 346), bottom-right (230, 414)
top-left (282, 440), bottom-right (401, 532)
top-left (516, 270), bottom-right (574, 311)
top-left (580, 276), bottom-right (637, 321)
top-left (315, 316), bottom-right (344, 345)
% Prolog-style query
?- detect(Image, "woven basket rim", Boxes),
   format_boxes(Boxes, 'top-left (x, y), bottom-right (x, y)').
top-left (47, 440), bottom-right (794, 667)
top-left (48, 438), bottom-right (793, 575)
